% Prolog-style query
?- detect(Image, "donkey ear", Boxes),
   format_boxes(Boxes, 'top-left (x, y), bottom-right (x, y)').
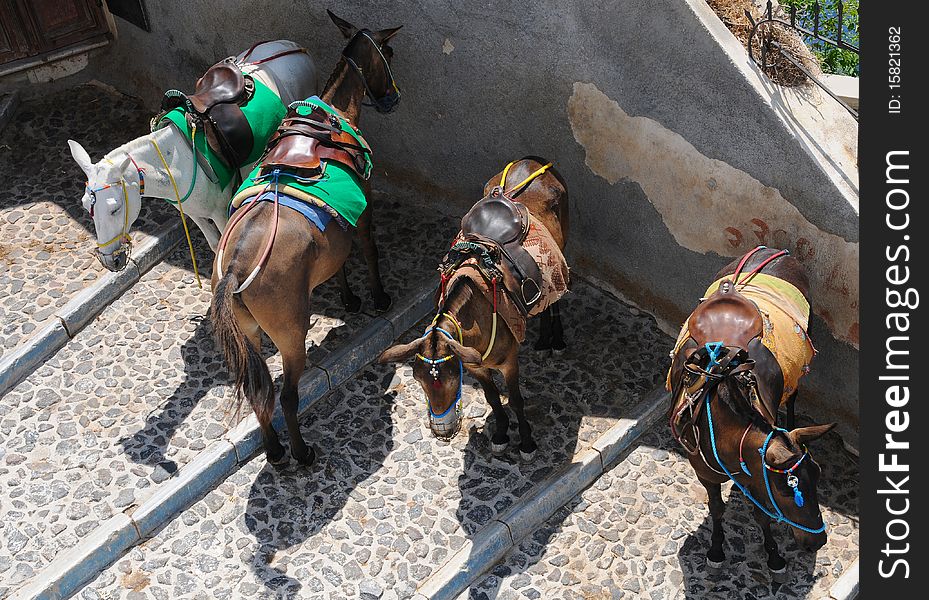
top-left (376, 26), bottom-right (403, 43)
top-left (446, 338), bottom-right (482, 366)
top-left (327, 9), bottom-right (358, 38)
top-left (378, 338), bottom-right (424, 364)
top-left (789, 423), bottom-right (837, 446)
top-left (68, 140), bottom-right (94, 179)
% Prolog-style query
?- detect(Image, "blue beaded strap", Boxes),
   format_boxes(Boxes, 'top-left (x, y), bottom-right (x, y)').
top-left (417, 326), bottom-right (464, 418)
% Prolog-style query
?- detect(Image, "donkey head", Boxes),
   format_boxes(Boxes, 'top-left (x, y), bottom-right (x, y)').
top-left (68, 140), bottom-right (143, 272)
top-left (759, 423), bottom-right (836, 551)
top-left (327, 10), bottom-right (403, 113)
top-left (379, 331), bottom-right (481, 439)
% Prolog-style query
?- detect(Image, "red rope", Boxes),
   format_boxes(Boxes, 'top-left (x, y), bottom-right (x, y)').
top-left (738, 250), bottom-right (788, 287)
top-left (239, 41), bottom-right (308, 66)
top-left (732, 246), bottom-right (764, 282)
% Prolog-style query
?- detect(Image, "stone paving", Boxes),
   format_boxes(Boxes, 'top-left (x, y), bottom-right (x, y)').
top-left (467, 422), bottom-right (859, 600)
top-left (0, 84), bottom-right (174, 353)
top-left (78, 280), bottom-right (671, 599)
top-left (0, 187), bottom-right (456, 597)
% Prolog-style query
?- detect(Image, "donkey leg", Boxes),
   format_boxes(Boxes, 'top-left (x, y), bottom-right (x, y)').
top-left (471, 367), bottom-right (509, 453)
top-left (280, 342), bottom-right (315, 467)
top-left (785, 392), bottom-right (798, 430)
top-left (354, 205), bottom-right (392, 312)
top-left (752, 507), bottom-right (788, 582)
top-left (336, 266), bottom-right (362, 313)
top-left (534, 308), bottom-right (553, 352)
top-left (699, 477), bottom-right (727, 575)
top-left (550, 301), bottom-right (567, 352)
top-left (501, 360), bottom-right (537, 460)
top-left (189, 215), bottom-right (219, 250)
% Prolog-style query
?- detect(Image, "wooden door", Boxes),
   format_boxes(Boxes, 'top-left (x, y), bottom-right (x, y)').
top-left (0, 0), bottom-right (110, 68)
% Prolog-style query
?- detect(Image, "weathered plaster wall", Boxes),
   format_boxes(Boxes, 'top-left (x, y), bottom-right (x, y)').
top-left (76, 0), bottom-right (859, 443)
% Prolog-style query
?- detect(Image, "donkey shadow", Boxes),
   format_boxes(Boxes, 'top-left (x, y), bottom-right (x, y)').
top-left (453, 289), bottom-right (672, 597)
top-left (677, 423), bottom-right (859, 599)
top-left (239, 367), bottom-right (399, 597)
top-left (118, 301), bottom-right (357, 474)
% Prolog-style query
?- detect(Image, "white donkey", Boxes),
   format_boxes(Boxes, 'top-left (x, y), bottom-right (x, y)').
top-left (68, 40), bottom-right (317, 272)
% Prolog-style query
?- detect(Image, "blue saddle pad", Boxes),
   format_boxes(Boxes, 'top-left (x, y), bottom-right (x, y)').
top-left (237, 191), bottom-right (335, 231)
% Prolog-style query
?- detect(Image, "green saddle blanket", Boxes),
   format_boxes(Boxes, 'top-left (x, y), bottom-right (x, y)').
top-left (229, 97), bottom-right (370, 226)
top-left (154, 75), bottom-right (286, 191)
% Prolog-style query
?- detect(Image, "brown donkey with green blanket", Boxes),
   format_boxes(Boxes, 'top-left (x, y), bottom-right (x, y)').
top-left (210, 11), bottom-right (401, 466)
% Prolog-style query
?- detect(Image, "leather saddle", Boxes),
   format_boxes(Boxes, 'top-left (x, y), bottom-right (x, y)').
top-left (688, 279), bottom-right (764, 352)
top-left (162, 59), bottom-right (255, 170)
top-left (258, 104), bottom-right (371, 180)
top-left (456, 187), bottom-right (543, 314)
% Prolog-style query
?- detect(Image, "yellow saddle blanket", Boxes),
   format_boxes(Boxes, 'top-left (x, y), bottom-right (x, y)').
top-left (666, 273), bottom-right (815, 405)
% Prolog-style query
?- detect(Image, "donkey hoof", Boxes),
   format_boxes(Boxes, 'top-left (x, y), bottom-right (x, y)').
top-left (490, 440), bottom-right (508, 454)
top-left (294, 446), bottom-right (317, 467)
top-left (266, 450), bottom-right (288, 467)
top-left (342, 295), bottom-right (362, 314)
top-left (769, 566), bottom-right (788, 584)
top-left (372, 293), bottom-right (393, 313)
top-left (519, 449), bottom-right (536, 462)
top-left (705, 558), bottom-right (724, 576)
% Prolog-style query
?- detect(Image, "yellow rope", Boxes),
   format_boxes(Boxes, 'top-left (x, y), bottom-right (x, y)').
top-left (151, 138), bottom-right (202, 288)
top-left (500, 160), bottom-right (553, 195)
top-left (482, 312), bottom-right (497, 360)
top-left (431, 311), bottom-right (464, 343)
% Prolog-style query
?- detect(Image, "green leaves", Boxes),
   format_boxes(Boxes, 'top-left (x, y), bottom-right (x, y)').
top-left (781, 0), bottom-right (859, 76)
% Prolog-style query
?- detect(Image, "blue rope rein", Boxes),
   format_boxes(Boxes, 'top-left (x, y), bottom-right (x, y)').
top-left (705, 394), bottom-right (826, 534)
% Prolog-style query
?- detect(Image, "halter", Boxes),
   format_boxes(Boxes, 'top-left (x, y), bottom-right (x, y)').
top-left (705, 392), bottom-right (826, 534)
top-left (85, 155), bottom-right (145, 264)
top-left (342, 30), bottom-right (401, 114)
top-left (416, 313), bottom-right (465, 429)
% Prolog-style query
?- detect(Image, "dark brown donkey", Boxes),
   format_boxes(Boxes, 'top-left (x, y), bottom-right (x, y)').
top-left (210, 12), bottom-right (401, 466)
top-left (667, 246), bottom-right (835, 582)
top-left (378, 158), bottom-right (569, 457)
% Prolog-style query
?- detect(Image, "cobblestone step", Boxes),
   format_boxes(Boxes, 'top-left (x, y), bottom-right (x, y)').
top-left (0, 84), bottom-right (177, 356)
top-left (1, 192), bottom-right (457, 599)
top-left (465, 418), bottom-right (859, 600)
top-left (0, 221), bottom-right (184, 397)
top-left (73, 278), bottom-right (672, 600)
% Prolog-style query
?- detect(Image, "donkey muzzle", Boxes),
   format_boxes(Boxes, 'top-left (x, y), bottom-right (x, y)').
top-left (95, 248), bottom-right (129, 272)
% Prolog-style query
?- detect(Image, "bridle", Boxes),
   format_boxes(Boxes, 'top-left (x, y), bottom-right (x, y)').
top-left (85, 154), bottom-right (145, 266)
top-left (342, 30), bottom-right (401, 114)
top-left (705, 392), bottom-right (826, 534)
top-left (416, 312), bottom-right (465, 437)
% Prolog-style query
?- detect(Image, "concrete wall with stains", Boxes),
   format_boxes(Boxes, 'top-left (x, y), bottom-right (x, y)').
top-left (79, 0), bottom-right (859, 443)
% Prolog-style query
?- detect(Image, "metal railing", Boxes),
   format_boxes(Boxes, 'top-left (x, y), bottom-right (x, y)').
top-left (746, 1), bottom-right (859, 120)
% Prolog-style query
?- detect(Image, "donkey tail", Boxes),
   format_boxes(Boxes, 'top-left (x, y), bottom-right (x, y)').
top-left (209, 272), bottom-right (275, 425)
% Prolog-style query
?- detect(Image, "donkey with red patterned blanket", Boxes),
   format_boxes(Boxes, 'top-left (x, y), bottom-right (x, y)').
top-left (379, 157), bottom-right (569, 456)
